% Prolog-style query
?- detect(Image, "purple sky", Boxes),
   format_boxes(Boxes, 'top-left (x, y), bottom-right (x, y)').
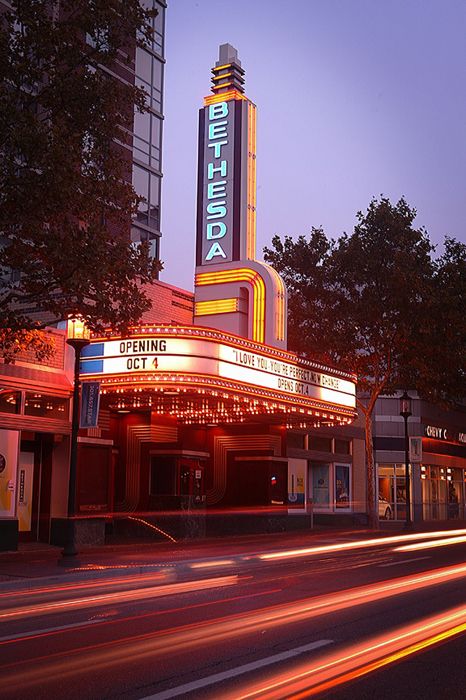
top-left (161, 0), bottom-right (466, 291)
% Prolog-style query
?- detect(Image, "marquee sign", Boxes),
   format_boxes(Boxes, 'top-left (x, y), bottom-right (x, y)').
top-left (81, 330), bottom-right (356, 412)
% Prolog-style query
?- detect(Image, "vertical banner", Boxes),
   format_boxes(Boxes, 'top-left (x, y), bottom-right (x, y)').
top-left (17, 452), bottom-right (34, 532)
top-left (80, 381), bottom-right (101, 429)
top-left (409, 437), bottom-right (422, 463)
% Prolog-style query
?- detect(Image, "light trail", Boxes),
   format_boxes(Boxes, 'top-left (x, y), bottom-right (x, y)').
top-left (1, 563), bottom-right (465, 691)
top-left (223, 605), bottom-right (466, 699)
top-left (0, 575), bottom-right (238, 621)
top-left (0, 586), bottom-right (282, 648)
top-left (190, 560), bottom-right (235, 569)
top-left (257, 528), bottom-right (466, 561)
top-left (0, 571), bottom-right (172, 601)
top-left (394, 535), bottom-right (466, 552)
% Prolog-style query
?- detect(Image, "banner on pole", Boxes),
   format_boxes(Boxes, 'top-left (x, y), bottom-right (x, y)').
top-left (409, 437), bottom-right (422, 463)
top-left (80, 381), bottom-right (101, 429)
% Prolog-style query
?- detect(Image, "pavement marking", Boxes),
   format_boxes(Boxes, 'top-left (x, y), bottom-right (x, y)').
top-left (0, 618), bottom-right (101, 644)
top-left (140, 639), bottom-right (333, 700)
top-left (379, 556), bottom-right (431, 567)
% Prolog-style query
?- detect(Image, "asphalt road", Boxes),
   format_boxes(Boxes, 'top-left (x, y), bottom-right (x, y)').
top-left (0, 529), bottom-right (465, 699)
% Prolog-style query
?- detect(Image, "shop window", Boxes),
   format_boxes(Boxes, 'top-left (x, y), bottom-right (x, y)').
top-left (378, 464), bottom-right (408, 521)
top-left (0, 389), bottom-right (21, 414)
top-left (335, 464), bottom-right (350, 508)
top-left (311, 463), bottom-right (330, 507)
top-left (24, 393), bottom-right (68, 419)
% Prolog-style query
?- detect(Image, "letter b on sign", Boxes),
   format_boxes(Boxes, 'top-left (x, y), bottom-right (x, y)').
top-left (209, 102), bottom-right (228, 120)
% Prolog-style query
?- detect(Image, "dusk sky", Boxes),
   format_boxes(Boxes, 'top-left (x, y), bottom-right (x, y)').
top-left (161, 0), bottom-right (466, 291)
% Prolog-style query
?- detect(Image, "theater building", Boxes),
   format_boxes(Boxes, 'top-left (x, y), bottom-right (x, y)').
top-left (1, 44), bottom-right (362, 547)
top-left (73, 44), bottom-right (360, 538)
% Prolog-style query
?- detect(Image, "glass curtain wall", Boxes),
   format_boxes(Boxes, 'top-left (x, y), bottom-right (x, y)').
top-left (131, 0), bottom-right (165, 263)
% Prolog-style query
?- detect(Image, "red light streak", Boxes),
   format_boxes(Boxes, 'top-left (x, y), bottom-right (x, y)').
top-left (258, 529), bottom-right (466, 561)
top-left (394, 535), bottom-right (466, 552)
top-left (0, 575), bottom-right (238, 621)
top-left (0, 586), bottom-right (282, 648)
top-left (225, 605), bottom-right (466, 699)
top-left (1, 565), bottom-right (465, 692)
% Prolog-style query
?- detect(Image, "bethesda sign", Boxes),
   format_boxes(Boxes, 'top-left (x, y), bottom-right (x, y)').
top-left (202, 101), bottom-right (234, 263)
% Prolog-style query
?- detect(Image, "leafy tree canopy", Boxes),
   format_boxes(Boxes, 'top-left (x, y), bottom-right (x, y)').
top-left (265, 196), bottom-right (465, 404)
top-left (0, 0), bottom-right (161, 361)
top-left (265, 196), bottom-right (465, 526)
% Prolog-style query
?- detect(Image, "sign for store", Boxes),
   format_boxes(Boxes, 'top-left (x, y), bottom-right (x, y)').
top-left (424, 425), bottom-right (466, 444)
top-left (80, 335), bottom-right (356, 409)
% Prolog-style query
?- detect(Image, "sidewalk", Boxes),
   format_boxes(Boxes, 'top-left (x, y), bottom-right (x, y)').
top-left (0, 520), bottom-right (464, 591)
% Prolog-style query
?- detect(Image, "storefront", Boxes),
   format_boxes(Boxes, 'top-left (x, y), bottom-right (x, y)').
top-left (374, 395), bottom-right (466, 523)
top-left (286, 415), bottom-right (366, 524)
top-left (0, 329), bottom-right (72, 549)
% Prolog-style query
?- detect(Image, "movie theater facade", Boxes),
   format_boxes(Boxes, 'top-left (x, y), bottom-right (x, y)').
top-left (0, 45), bottom-right (361, 547)
top-left (78, 322), bottom-right (356, 521)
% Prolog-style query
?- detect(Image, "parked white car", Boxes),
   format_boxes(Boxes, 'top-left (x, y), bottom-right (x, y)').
top-left (378, 495), bottom-right (393, 520)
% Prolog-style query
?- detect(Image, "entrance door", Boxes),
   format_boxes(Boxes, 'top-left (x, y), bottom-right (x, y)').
top-left (17, 452), bottom-right (34, 533)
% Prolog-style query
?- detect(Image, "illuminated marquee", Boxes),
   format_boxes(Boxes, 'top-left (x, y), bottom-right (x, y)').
top-left (81, 330), bottom-right (356, 411)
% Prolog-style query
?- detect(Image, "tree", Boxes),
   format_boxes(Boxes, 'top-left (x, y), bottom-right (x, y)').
top-left (418, 237), bottom-right (466, 404)
top-left (0, 0), bottom-right (161, 361)
top-left (264, 197), bottom-right (464, 528)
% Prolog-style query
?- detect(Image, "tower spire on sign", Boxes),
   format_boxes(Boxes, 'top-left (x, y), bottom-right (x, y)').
top-left (195, 44), bottom-right (288, 350)
top-left (211, 43), bottom-right (245, 94)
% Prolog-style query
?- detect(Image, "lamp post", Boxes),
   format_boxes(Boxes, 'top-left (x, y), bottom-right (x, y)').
top-left (60, 317), bottom-right (90, 564)
top-left (399, 391), bottom-right (412, 528)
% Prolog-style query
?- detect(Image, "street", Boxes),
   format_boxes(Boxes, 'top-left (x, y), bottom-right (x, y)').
top-left (0, 528), bottom-right (465, 699)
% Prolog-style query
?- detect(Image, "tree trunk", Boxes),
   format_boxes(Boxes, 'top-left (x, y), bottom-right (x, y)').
top-left (365, 409), bottom-right (378, 529)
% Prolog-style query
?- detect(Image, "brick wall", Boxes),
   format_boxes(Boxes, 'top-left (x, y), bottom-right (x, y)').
top-left (141, 280), bottom-right (194, 325)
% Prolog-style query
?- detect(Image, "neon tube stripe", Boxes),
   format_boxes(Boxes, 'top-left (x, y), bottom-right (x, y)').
top-left (195, 298), bottom-right (239, 316)
top-left (247, 102), bottom-right (257, 261)
top-left (264, 263), bottom-right (286, 342)
top-left (196, 268), bottom-right (265, 343)
top-left (204, 90), bottom-right (247, 106)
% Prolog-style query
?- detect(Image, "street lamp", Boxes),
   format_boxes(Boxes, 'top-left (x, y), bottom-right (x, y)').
top-left (399, 391), bottom-right (412, 527)
top-left (60, 316), bottom-right (91, 564)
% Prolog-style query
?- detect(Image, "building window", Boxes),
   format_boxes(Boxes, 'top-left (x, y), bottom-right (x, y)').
top-left (335, 464), bottom-right (350, 508)
top-left (139, 1), bottom-right (165, 56)
top-left (378, 464), bottom-right (408, 521)
top-left (0, 389), bottom-right (21, 415)
top-left (133, 164), bottom-right (160, 232)
top-left (311, 463), bottom-right (330, 507)
top-left (24, 393), bottom-right (68, 419)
